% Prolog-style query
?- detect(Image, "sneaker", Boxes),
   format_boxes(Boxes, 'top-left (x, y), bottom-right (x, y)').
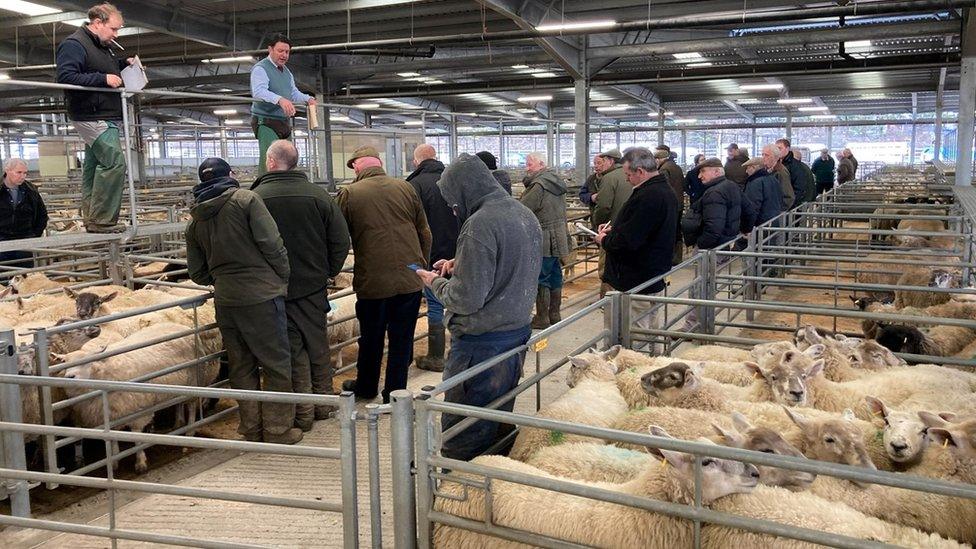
top-left (86, 223), bottom-right (127, 234)
top-left (263, 428), bottom-right (304, 445)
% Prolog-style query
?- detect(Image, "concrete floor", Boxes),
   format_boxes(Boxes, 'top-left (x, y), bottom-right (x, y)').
top-left (0, 270), bottom-right (629, 549)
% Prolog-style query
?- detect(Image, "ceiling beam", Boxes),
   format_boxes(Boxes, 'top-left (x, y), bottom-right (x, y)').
top-left (721, 100), bottom-right (755, 122)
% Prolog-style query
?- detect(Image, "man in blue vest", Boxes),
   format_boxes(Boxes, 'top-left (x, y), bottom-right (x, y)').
top-left (250, 34), bottom-right (317, 175)
top-left (55, 3), bottom-right (134, 234)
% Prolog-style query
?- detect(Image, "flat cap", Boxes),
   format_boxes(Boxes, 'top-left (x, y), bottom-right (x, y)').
top-left (653, 149), bottom-right (670, 160)
top-left (726, 143), bottom-right (739, 151)
top-left (599, 148), bottom-right (622, 160)
top-left (699, 157), bottom-right (724, 168)
top-left (346, 145), bottom-right (381, 169)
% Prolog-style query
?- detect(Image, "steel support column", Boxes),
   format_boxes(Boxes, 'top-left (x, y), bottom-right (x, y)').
top-left (574, 78), bottom-right (590, 182)
top-left (449, 114), bottom-right (459, 161)
top-left (658, 109), bottom-right (665, 146)
top-left (547, 122), bottom-right (556, 167)
top-left (956, 9), bottom-right (976, 185)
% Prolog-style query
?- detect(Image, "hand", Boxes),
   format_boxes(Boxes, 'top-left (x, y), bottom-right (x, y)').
top-left (433, 258), bottom-right (455, 276)
top-left (415, 268), bottom-right (439, 287)
top-left (597, 223), bottom-right (612, 233)
top-left (307, 97), bottom-right (317, 107)
top-left (591, 192), bottom-right (598, 202)
top-left (126, 57), bottom-right (135, 65)
top-left (278, 98), bottom-right (296, 117)
top-left (106, 74), bottom-right (123, 88)
top-left (595, 223), bottom-right (611, 245)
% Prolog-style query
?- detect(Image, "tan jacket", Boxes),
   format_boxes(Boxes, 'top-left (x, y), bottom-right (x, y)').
top-left (337, 166), bottom-right (432, 299)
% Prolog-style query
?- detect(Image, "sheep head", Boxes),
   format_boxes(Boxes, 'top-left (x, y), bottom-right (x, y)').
top-left (794, 325), bottom-right (829, 349)
top-left (647, 425), bottom-right (759, 505)
top-left (929, 269), bottom-right (960, 289)
top-left (64, 287), bottom-right (118, 319)
top-left (785, 407), bottom-right (877, 478)
top-left (712, 412), bottom-right (816, 491)
top-left (566, 346), bottom-right (619, 387)
top-left (748, 340), bottom-right (796, 363)
top-left (925, 417), bottom-right (976, 481)
top-left (848, 340), bottom-right (905, 369)
top-left (875, 325), bottom-right (926, 355)
top-left (16, 344), bottom-right (36, 375)
top-left (639, 362), bottom-right (699, 398)
top-left (48, 318), bottom-right (102, 355)
top-left (745, 347), bottom-right (824, 407)
top-left (866, 396), bottom-right (928, 465)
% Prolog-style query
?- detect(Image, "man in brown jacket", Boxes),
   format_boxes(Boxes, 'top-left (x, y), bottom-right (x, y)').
top-left (655, 147), bottom-right (685, 265)
top-left (337, 146), bottom-right (432, 403)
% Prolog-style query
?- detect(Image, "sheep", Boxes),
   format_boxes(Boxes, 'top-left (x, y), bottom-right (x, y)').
top-left (433, 427), bottom-right (760, 548)
top-left (703, 485), bottom-right (967, 548)
top-left (676, 344), bottom-right (752, 362)
top-left (529, 412), bottom-right (815, 490)
top-left (805, 417), bottom-right (976, 543)
top-left (59, 322), bottom-right (222, 473)
top-left (637, 361), bottom-right (753, 410)
top-left (876, 323), bottom-right (976, 358)
top-left (8, 273), bottom-right (65, 295)
top-left (508, 347), bottom-right (628, 461)
top-left (894, 268), bottom-right (959, 309)
top-left (794, 326), bottom-right (904, 382)
top-left (327, 292), bottom-right (359, 369)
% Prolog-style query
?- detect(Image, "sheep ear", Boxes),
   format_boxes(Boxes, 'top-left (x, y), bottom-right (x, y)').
top-left (803, 326), bottom-right (824, 344)
top-left (657, 448), bottom-right (693, 472)
top-left (744, 361), bottom-right (765, 380)
top-left (683, 366), bottom-right (701, 390)
top-left (833, 334), bottom-right (849, 342)
top-left (645, 425), bottom-right (671, 459)
top-left (783, 406), bottom-right (808, 428)
top-left (865, 396), bottom-right (889, 421)
top-left (49, 352), bottom-right (68, 363)
top-left (601, 345), bottom-right (622, 360)
top-left (803, 344), bottom-right (826, 359)
top-left (842, 409), bottom-right (856, 422)
top-left (63, 287), bottom-right (78, 299)
top-left (730, 411), bottom-right (753, 433)
top-left (99, 291), bottom-right (118, 304)
top-left (16, 297), bottom-right (24, 309)
top-left (918, 411), bottom-right (949, 429)
top-left (848, 295), bottom-right (857, 304)
top-left (0, 285), bottom-right (12, 298)
top-left (937, 412), bottom-right (958, 423)
top-left (568, 356), bottom-right (589, 369)
top-left (804, 359), bottom-right (825, 378)
top-left (927, 428), bottom-right (958, 449)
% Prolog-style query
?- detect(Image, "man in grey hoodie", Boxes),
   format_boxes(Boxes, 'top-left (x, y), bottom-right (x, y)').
top-left (415, 153), bottom-right (542, 461)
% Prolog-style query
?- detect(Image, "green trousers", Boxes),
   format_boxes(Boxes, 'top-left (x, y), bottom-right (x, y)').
top-left (256, 123), bottom-right (281, 175)
top-left (80, 124), bottom-right (126, 227)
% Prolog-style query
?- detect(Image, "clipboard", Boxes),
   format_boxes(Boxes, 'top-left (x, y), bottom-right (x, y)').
top-left (121, 56), bottom-right (148, 91)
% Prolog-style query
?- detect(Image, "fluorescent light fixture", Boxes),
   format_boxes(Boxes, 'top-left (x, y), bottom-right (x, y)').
top-left (216, 88), bottom-right (233, 93)
top-left (294, 130), bottom-right (306, 136)
top-left (531, 72), bottom-right (559, 78)
top-left (202, 56), bottom-right (255, 64)
top-left (23, 131), bottom-right (38, 136)
top-left (777, 97), bottom-right (814, 105)
top-left (810, 114), bottom-right (838, 119)
top-left (739, 83), bottom-right (784, 91)
top-left (213, 109), bottom-right (237, 115)
top-left (595, 105), bottom-right (631, 113)
top-left (331, 115), bottom-right (353, 122)
top-left (673, 52), bottom-right (702, 60)
top-left (536, 20), bottom-right (616, 32)
top-left (9, 119), bottom-right (23, 124)
top-left (675, 118), bottom-right (698, 124)
top-left (518, 95), bottom-right (552, 102)
top-left (737, 98), bottom-right (762, 104)
top-left (845, 40), bottom-right (872, 48)
top-left (149, 127), bottom-right (158, 133)
top-left (397, 72), bottom-right (421, 77)
top-left (664, 111), bottom-right (674, 116)
top-left (426, 79), bottom-right (445, 85)
top-left (511, 65), bottom-right (529, 69)
top-left (797, 106), bottom-right (829, 112)
top-left (224, 119), bottom-right (244, 125)
top-left (861, 94), bottom-right (887, 99)
top-left (517, 108), bottom-right (537, 114)
top-left (0, 73), bottom-right (9, 81)
top-left (403, 120), bottom-right (424, 126)
top-left (2, 1), bottom-right (60, 16)
top-left (686, 62), bottom-right (713, 67)
top-left (354, 103), bottom-right (380, 109)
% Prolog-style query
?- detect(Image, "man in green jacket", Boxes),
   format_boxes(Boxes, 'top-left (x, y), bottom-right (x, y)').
top-left (251, 140), bottom-right (351, 429)
top-left (337, 146), bottom-right (431, 403)
top-left (186, 158), bottom-right (301, 444)
top-left (590, 148), bottom-right (630, 295)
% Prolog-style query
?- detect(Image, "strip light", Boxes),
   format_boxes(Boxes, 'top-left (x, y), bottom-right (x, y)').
top-left (202, 56), bottom-right (254, 64)
top-left (536, 20), bottom-right (616, 32)
top-left (740, 83), bottom-right (784, 91)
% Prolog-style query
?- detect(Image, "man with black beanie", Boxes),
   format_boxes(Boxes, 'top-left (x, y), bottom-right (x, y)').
top-left (186, 157), bottom-right (301, 445)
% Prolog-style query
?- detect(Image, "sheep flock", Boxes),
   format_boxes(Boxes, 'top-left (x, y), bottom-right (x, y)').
top-left (433, 328), bottom-right (976, 547)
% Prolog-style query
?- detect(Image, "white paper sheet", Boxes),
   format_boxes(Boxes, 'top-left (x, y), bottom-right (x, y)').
top-left (121, 56), bottom-right (148, 91)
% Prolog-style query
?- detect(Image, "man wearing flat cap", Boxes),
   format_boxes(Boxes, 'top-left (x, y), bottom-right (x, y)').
top-left (590, 148), bottom-right (631, 296)
top-left (655, 146), bottom-right (686, 265)
top-left (337, 145), bottom-right (431, 403)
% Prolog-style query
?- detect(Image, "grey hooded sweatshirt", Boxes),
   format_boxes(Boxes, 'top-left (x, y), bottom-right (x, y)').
top-left (432, 154), bottom-right (543, 336)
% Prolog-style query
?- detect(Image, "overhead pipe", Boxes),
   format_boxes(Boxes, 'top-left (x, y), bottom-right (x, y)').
top-left (1, 0), bottom-right (968, 73)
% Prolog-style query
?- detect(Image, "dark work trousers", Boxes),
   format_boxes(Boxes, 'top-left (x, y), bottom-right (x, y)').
top-left (0, 250), bottom-right (34, 269)
top-left (215, 297), bottom-right (294, 436)
top-left (353, 291), bottom-right (422, 402)
top-left (286, 291), bottom-right (334, 423)
top-left (441, 325), bottom-right (530, 461)
top-left (816, 181), bottom-right (834, 196)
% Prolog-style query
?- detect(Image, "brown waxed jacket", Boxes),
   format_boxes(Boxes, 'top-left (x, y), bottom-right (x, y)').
top-left (337, 166), bottom-right (432, 299)
top-left (659, 159), bottom-right (685, 210)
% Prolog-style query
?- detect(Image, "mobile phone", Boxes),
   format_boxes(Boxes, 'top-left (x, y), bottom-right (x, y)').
top-left (407, 263), bottom-right (422, 271)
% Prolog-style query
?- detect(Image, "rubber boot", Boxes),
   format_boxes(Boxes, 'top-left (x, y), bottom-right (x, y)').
top-left (263, 427), bottom-right (304, 445)
top-left (531, 286), bottom-right (550, 329)
top-left (548, 287), bottom-right (562, 325)
top-left (416, 323), bottom-right (446, 372)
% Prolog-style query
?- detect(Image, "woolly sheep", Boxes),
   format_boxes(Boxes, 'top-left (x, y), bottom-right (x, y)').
top-left (509, 347), bottom-right (628, 461)
top-left (676, 345), bottom-right (752, 363)
top-left (433, 428), bottom-right (760, 548)
top-left (807, 416), bottom-right (976, 543)
top-left (8, 273), bottom-right (65, 295)
top-left (59, 322), bottom-right (222, 472)
top-left (894, 268), bottom-right (958, 309)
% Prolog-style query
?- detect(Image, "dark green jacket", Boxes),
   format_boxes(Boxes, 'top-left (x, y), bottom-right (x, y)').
top-left (811, 156), bottom-right (835, 185)
top-left (186, 186), bottom-right (289, 306)
top-left (591, 165), bottom-right (632, 228)
top-left (251, 170), bottom-right (351, 301)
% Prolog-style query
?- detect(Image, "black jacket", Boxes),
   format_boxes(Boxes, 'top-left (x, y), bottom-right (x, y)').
top-left (250, 170), bottom-right (351, 301)
top-left (601, 174), bottom-right (678, 294)
top-left (56, 27), bottom-right (128, 122)
top-left (781, 153), bottom-right (812, 209)
top-left (685, 166), bottom-right (705, 202)
top-left (407, 159), bottom-right (460, 266)
top-left (742, 169), bottom-right (784, 232)
top-left (690, 176), bottom-right (742, 250)
top-left (0, 180), bottom-right (48, 241)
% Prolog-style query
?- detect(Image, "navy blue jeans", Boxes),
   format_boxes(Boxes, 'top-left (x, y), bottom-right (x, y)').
top-left (440, 325), bottom-right (530, 461)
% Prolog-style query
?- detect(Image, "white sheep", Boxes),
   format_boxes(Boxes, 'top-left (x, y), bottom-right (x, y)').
top-left (509, 347), bottom-right (628, 461)
top-left (327, 292), bottom-right (359, 369)
top-left (434, 428), bottom-right (760, 548)
top-left (8, 273), bottom-right (65, 295)
top-left (676, 344), bottom-right (752, 363)
top-left (59, 322), bottom-right (221, 473)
